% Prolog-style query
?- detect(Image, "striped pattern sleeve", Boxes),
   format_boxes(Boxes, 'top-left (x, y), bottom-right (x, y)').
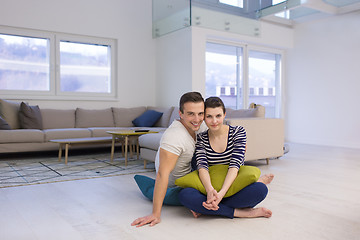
top-left (229, 125), bottom-right (246, 169)
top-left (194, 131), bottom-right (209, 170)
top-left (194, 126), bottom-right (247, 170)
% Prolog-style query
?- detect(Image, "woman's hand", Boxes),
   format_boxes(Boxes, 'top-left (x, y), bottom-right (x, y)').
top-left (212, 190), bottom-right (226, 208)
top-left (203, 188), bottom-right (219, 211)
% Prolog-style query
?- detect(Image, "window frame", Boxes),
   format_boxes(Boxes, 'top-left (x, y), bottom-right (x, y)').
top-left (206, 39), bottom-right (284, 118)
top-left (0, 26), bottom-right (117, 100)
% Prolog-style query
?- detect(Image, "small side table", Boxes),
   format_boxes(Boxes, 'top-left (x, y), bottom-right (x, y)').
top-left (107, 130), bottom-right (158, 166)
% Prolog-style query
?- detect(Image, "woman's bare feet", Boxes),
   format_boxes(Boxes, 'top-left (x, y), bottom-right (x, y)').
top-left (191, 210), bottom-right (202, 218)
top-left (257, 173), bottom-right (274, 185)
top-left (234, 207), bottom-right (272, 218)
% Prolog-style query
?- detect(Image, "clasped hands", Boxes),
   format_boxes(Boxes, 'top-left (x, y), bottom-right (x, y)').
top-left (203, 188), bottom-right (224, 211)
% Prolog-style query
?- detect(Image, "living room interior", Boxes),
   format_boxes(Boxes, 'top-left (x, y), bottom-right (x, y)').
top-left (0, 0), bottom-right (359, 239)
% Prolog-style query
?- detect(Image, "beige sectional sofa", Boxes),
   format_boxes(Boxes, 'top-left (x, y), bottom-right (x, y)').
top-left (0, 99), bottom-right (175, 154)
top-left (0, 99), bottom-right (284, 165)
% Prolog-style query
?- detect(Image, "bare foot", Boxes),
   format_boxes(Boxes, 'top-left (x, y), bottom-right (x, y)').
top-left (190, 210), bottom-right (202, 218)
top-left (234, 207), bottom-right (272, 218)
top-left (257, 173), bottom-right (274, 185)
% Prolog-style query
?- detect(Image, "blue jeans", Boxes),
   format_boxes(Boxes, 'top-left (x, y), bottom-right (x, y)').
top-left (178, 182), bottom-right (268, 219)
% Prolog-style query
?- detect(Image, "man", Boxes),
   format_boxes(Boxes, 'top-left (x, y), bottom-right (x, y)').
top-left (131, 92), bottom-right (207, 227)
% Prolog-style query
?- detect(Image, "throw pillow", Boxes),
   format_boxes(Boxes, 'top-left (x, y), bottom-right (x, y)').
top-left (112, 107), bottom-right (146, 127)
top-left (132, 110), bottom-right (163, 127)
top-left (134, 175), bottom-right (182, 206)
top-left (0, 99), bottom-right (21, 129)
top-left (0, 116), bottom-right (11, 130)
top-left (175, 165), bottom-right (261, 198)
top-left (18, 102), bottom-right (43, 129)
top-left (147, 107), bottom-right (173, 127)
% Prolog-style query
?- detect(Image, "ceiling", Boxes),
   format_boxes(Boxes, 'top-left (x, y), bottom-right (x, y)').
top-left (190, 0), bottom-right (360, 26)
top-left (260, 0), bottom-right (360, 25)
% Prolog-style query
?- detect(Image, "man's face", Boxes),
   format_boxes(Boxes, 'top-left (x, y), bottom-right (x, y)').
top-left (179, 101), bottom-right (204, 133)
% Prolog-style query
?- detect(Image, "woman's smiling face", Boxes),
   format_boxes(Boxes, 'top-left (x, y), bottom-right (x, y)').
top-left (204, 107), bottom-right (226, 131)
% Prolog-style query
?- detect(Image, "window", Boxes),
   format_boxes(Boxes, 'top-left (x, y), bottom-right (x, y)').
top-left (258, 87), bottom-right (264, 95)
top-left (268, 87), bottom-right (274, 96)
top-left (0, 34), bottom-right (50, 91)
top-left (206, 43), bottom-right (241, 109)
top-left (249, 87), bottom-right (255, 96)
top-left (220, 87), bottom-right (226, 95)
top-left (206, 42), bottom-right (283, 118)
top-left (0, 27), bottom-right (116, 99)
top-left (59, 41), bottom-right (111, 94)
top-left (219, 0), bottom-right (244, 8)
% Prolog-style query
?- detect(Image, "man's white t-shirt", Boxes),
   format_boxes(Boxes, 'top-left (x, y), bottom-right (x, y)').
top-left (155, 120), bottom-right (207, 187)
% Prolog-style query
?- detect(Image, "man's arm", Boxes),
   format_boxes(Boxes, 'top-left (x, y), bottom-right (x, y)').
top-left (131, 148), bottom-right (178, 227)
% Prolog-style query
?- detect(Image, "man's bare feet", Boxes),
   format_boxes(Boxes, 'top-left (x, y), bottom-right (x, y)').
top-left (257, 173), bottom-right (274, 185)
top-left (190, 210), bottom-right (202, 218)
top-left (234, 207), bottom-right (272, 218)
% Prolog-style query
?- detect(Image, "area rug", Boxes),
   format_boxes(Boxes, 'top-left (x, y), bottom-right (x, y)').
top-left (0, 152), bottom-right (155, 188)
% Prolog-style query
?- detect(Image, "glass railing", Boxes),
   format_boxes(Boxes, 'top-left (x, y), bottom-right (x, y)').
top-left (191, 6), bottom-right (261, 37)
top-left (152, 0), bottom-right (261, 38)
top-left (152, 0), bottom-right (191, 38)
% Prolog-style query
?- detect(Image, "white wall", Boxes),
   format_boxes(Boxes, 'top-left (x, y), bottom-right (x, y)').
top-left (286, 11), bottom-right (360, 149)
top-left (155, 27), bottom-right (193, 107)
top-left (0, 0), bottom-right (156, 109)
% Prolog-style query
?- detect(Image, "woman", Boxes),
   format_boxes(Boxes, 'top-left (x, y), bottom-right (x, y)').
top-left (178, 97), bottom-right (274, 219)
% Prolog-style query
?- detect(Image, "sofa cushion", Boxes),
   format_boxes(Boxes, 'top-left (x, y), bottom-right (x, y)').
top-left (139, 132), bottom-right (163, 150)
top-left (41, 109), bottom-right (76, 129)
top-left (225, 106), bottom-right (265, 118)
top-left (132, 110), bottom-right (163, 127)
top-left (168, 107), bottom-right (180, 126)
top-left (75, 108), bottom-right (115, 128)
top-left (44, 128), bottom-right (91, 141)
top-left (0, 99), bottom-right (21, 129)
top-left (19, 102), bottom-right (43, 129)
top-left (112, 107), bottom-right (146, 127)
top-left (147, 107), bottom-right (174, 127)
top-left (0, 116), bottom-right (11, 130)
top-left (0, 129), bottom-right (44, 143)
top-left (175, 165), bottom-right (261, 198)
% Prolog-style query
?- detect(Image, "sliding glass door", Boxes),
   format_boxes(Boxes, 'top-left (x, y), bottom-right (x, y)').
top-left (206, 42), bottom-right (282, 118)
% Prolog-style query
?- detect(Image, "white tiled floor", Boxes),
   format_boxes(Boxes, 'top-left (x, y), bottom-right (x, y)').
top-left (0, 143), bottom-right (359, 240)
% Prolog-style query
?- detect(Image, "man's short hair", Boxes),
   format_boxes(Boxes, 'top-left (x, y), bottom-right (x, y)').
top-left (179, 92), bottom-right (204, 113)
